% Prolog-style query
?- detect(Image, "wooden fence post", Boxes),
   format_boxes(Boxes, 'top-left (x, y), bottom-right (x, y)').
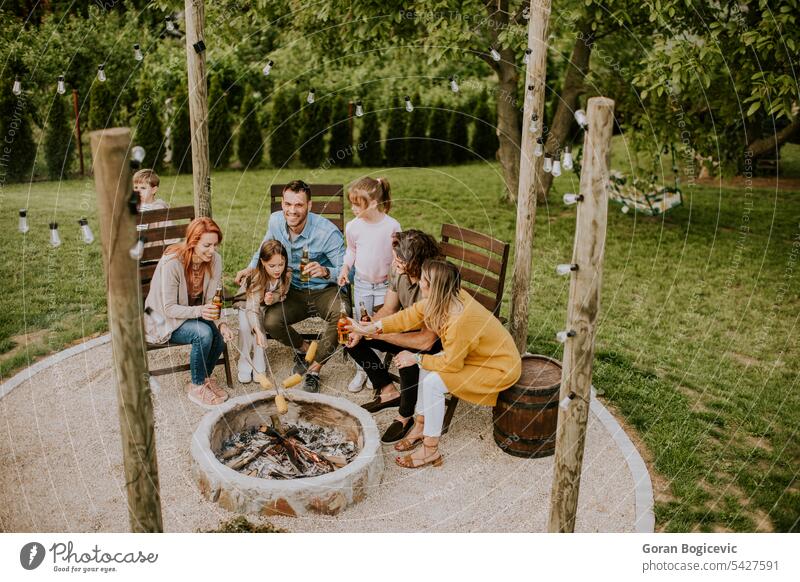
top-left (509, 0), bottom-right (552, 352)
top-left (89, 127), bottom-right (164, 533)
top-left (184, 0), bottom-right (212, 217)
top-left (548, 96), bottom-right (615, 533)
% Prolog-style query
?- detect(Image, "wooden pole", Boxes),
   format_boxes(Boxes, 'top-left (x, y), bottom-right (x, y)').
top-left (184, 0), bottom-right (212, 217)
top-left (89, 127), bottom-right (164, 533)
top-left (508, 0), bottom-right (552, 352)
top-left (548, 96), bottom-right (615, 533)
top-left (72, 89), bottom-right (84, 176)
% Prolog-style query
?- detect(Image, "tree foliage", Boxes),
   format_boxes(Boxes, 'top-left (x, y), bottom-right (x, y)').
top-left (170, 82), bottom-right (192, 174)
top-left (208, 75), bottom-right (232, 169)
top-left (385, 96), bottom-right (408, 166)
top-left (132, 76), bottom-right (165, 172)
top-left (328, 95), bottom-right (353, 168)
top-left (237, 87), bottom-right (264, 169)
top-left (357, 109), bottom-right (383, 167)
top-left (406, 93), bottom-right (430, 167)
top-left (44, 96), bottom-right (75, 180)
top-left (428, 102), bottom-right (451, 166)
top-left (268, 90), bottom-right (299, 168)
top-left (471, 90), bottom-right (498, 161)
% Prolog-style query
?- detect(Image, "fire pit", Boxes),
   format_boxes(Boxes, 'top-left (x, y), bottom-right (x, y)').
top-left (191, 391), bottom-right (383, 517)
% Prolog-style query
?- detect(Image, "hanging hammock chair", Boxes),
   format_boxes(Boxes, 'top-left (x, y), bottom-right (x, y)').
top-left (608, 145), bottom-right (683, 216)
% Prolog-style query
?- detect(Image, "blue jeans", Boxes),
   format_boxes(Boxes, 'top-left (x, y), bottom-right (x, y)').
top-left (169, 319), bottom-right (225, 385)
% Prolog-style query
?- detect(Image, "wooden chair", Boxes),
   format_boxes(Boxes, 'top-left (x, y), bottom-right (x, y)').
top-left (139, 205), bottom-right (233, 386)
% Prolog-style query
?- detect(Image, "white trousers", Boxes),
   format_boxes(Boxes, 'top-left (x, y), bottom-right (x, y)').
top-left (237, 309), bottom-right (266, 375)
top-left (415, 369), bottom-right (450, 437)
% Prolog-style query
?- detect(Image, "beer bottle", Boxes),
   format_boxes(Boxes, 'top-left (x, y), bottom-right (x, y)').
top-left (211, 286), bottom-right (223, 320)
top-left (337, 302), bottom-right (350, 345)
top-left (300, 246), bottom-right (310, 283)
top-left (359, 301), bottom-right (371, 323)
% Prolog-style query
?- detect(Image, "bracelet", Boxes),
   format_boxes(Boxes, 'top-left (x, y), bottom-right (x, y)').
top-left (415, 353), bottom-right (423, 367)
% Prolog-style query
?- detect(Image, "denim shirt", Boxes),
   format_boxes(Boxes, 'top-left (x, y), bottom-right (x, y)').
top-left (249, 211), bottom-right (345, 291)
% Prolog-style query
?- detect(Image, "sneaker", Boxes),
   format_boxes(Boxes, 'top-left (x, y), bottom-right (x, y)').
top-left (293, 351), bottom-right (309, 375)
top-left (303, 372), bottom-right (320, 393)
top-left (366, 378), bottom-right (373, 390)
top-left (237, 369), bottom-right (253, 384)
top-left (348, 369), bottom-right (368, 393)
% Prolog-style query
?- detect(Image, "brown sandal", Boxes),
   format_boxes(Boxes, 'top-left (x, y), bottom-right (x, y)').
top-left (188, 384), bottom-right (226, 409)
top-left (205, 377), bottom-right (229, 401)
top-left (395, 439), bottom-right (443, 469)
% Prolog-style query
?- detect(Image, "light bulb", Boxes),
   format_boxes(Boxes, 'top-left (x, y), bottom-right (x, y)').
top-left (355, 99), bottom-right (364, 117)
top-left (523, 48), bottom-right (532, 65)
top-left (552, 160), bottom-right (562, 177)
top-left (97, 65), bottom-right (106, 83)
top-left (621, 205), bottom-right (630, 214)
top-left (534, 137), bottom-right (544, 157)
top-left (134, 43), bottom-right (143, 61)
top-left (57, 75), bottom-right (66, 95)
top-left (145, 306), bottom-right (166, 327)
top-left (556, 330), bottom-right (576, 343)
top-left (556, 263), bottom-right (578, 276)
top-left (129, 236), bottom-right (146, 260)
top-left (449, 76), bottom-right (459, 93)
top-left (12, 77), bottom-right (21, 96)
top-left (528, 113), bottom-right (539, 134)
top-left (306, 88), bottom-right (315, 104)
top-left (562, 146), bottom-right (573, 170)
top-left (526, 84), bottom-right (534, 103)
top-left (49, 222), bottom-right (61, 248)
top-left (522, 5), bottom-right (530, 20)
top-left (559, 392), bottom-right (575, 411)
top-left (131, 145), bottom-right (146, 164)
top-left (262, 59), bottom-right (273, 76)
top-left (165, 16), bottom-right (175, 32)
top-left (405, 95), bottom-right (413, 113)
top-left (563, 193), bottom-right (584, 205)
top-left (78, 218), bottom-right (94, 245)
top-left (574, 109), bottom-right (588, 128)
top-left (543, 155), bottom-right (552, 173)
top-left (18, 209), bottom-right (29, 234)
top-left (490, 47), bottom-right (501, 61)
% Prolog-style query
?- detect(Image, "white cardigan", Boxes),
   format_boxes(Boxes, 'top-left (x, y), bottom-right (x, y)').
top-left (144, 252), bottom-right (223, 344)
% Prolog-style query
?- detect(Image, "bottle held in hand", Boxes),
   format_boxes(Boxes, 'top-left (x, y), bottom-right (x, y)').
top-left (211, 286), bottom-right (223, 320)
top-left (300, 246), bottom-right (310, 283)
top-left (359, 301), bottom-right (372, 341)
top-left (337, 303), bottom-right (350, 345)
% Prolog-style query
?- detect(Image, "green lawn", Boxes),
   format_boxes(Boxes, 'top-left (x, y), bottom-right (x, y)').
top-left (1, 158), bottom-right (798, 533)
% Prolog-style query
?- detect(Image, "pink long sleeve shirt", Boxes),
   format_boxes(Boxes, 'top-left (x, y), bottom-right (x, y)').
top-left (343, 214), bottom-right (402, 283)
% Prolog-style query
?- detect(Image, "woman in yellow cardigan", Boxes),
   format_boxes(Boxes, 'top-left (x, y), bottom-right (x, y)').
top-left (350, 259), bottom-right (522, 468)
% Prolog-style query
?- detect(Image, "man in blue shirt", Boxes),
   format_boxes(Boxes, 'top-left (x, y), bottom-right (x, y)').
top-left (235, 180), bottom-right (350, 392)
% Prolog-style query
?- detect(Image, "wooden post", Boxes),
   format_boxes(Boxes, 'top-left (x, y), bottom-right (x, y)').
top-left (508, 0), bottom-right (551, 352)
top-left (548, 96), bottom-right (615, 533)
top-left (184, 0), bottom-right (212, 217)
top-left (72, 89), bottom-right (84, 176)
top-left (89, 127), bottom-right (164, 533)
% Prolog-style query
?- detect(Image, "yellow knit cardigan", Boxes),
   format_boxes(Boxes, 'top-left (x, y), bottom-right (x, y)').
top-left (380, 290), bottom-right (522, 406)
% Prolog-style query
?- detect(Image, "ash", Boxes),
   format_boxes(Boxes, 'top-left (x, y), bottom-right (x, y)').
top-left (217, 420), bottom-right (358, 480)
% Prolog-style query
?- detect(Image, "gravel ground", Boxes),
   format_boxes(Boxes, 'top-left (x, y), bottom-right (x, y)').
top-left (0, 320), bottom-right (637, 532)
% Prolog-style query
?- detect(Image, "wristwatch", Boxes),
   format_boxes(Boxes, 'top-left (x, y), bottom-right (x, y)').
top-left (415, 353), bottom-right (423, 367)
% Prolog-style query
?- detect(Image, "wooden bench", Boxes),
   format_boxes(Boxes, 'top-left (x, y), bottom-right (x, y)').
top-left (139, 205), bottom-right (233, 386)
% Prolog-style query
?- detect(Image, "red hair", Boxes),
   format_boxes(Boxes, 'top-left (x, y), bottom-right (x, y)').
top-left (166, 217), bottom-right (223, 282)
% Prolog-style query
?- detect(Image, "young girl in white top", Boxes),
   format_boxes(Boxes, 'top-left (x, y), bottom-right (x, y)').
top-left (337, 176), bottom-right (402, 392)
top-left (237, 239), bottom-right (291, 383)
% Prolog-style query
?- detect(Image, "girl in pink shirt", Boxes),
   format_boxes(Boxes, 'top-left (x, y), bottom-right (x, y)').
top-left (338, 177), bottom-right (402, 392)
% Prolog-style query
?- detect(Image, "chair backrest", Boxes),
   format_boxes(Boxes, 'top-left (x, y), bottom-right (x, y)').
top-left (138, 205), bottom-right (195, 297)
top-left (440, 224), bottom-right (510, 316)
top-left (270, 183), bottom-right (345, 232)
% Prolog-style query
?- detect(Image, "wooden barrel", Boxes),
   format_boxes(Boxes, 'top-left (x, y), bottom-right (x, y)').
top-left (493, 354), bottom-right (561, 458)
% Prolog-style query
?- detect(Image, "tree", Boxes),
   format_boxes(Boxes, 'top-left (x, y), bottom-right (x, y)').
top-left (406, 93), bottom-right (430, 167)
top-left (88, 80), bottom-right (116, 131)
top-left (298, 95), bottom-right (330, 168)
top-left (237, 87), bottom-right (263, 169)
top-left (448, 106), bottom-right (470, 164)
top-left (268, 90), bottom-right (298, 168)
top-left (208, 75), bottom-right (232, 169)
top-left (170, 83), bottom-right (192, 174)
top-left (0, 89), bottom-right (37, 182)
top-left (44, 97), bottom-right (75, 180)
top-left (384, 96), bottom-right (408, 166)
top-left (428, 102), bottom-right (451, 166)
top-left (471, 90), bottom-right (499, 162)
top-left (358, 110), bottom-right (383, 167)
top-left (132, 77), bottom-right (164, 172)
top-left (328, 95), bottom-right (353, 168)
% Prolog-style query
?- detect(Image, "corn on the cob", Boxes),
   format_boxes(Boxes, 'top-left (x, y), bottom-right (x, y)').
top-left (282, 373), bottom-right (302, 388)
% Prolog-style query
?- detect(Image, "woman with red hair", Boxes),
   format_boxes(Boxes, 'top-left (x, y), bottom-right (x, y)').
top-left (144, 217), bottom-right (233, 407)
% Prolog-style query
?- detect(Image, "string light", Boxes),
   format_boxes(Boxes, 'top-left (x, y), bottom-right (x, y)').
top-left (129, 236), bottom-right (146, 260)
top-left (449, 76), bottom-right (459, 93)
top-left (78, 218), bottom-right (94, 245)
top-left (18, 209), bottom-right (29, 234)
top-left (49, 223), bottom-right (62, 248)
top-left (306, 88), bottom-right (315, 104)
top-left (556, 263), bottom-right (578, 276)
top-left (57, 75), bottom-right (66, 95)
top-left (526, 84), bottom-right (534, 104)
top-left (355, 99), bottom-right (364, 117)
top-left (523, 48), bottom-right (532, 65)
top-left (12, 76), bottom-right (21, 96)
top-left (543, 155), bottom-right (552, 173)
top-left (131, 146), bottom-right (146, 169)
top-left (563, 193), bottom-right (584, 205)
top-left (522, 5), bottom-right (531, 20)
top-left (552, 159), bottom-right (562, 177)
top-left (404, 95), bottom-right (413, 113)
top-left (562, 146), bottom-right (574, 171)
top-left (534, 137), bottom-right (544, 157)
top-left (559, 391), bottom-right (576, 411)
top-left (97, 65), bottom-right (106, 83)
top-left (489, 47), bottom-right (501, 61)
top-left (528, 113), bottom-right (539, 134)
top-left (621, 205), bottom-right (630, 214)
top-left (262, 59), bottom-right (273, 76)
top-left (165, 16), bottom-right (175, 32)
top-left (574, 109), bottom-right (588, 129)
top-left (134, 43), bottom-right (144, 61)
top-left (556, 330), bottom-right (576, 343)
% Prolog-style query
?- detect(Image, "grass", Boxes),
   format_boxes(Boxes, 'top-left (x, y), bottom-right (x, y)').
top-left (0, 148), bottom-right (798, 533)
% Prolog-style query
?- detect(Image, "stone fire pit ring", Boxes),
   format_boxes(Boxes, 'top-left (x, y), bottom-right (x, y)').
top-left (191, 391), bottom-right (384, 517)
